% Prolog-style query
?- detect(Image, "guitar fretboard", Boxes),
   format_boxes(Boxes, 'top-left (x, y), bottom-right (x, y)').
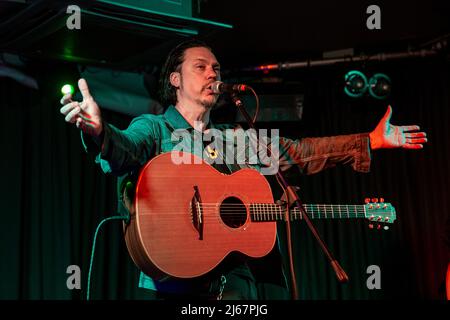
top-left (249, 204), bottom-right (366, 221)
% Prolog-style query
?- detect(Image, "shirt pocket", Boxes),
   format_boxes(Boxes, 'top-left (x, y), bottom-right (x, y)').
top-left (160, 136), bottom-right (196, 154)
top-left (160, 137), bottom-right (178, 153)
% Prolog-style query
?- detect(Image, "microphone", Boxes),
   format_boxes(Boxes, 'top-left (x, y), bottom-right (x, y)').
top-left (210, 81), bottom-right (249, 94)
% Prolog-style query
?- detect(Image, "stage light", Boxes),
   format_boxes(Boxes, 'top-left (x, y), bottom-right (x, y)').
top-left (61, 84), bottom-right (74, 95)
top-left (368, 73), bottom-right (391, 100)
top-left (344, 70), bottom-right (368, 98)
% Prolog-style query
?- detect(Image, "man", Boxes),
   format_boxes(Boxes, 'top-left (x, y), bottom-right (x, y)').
top-left (60, 39), bottom-right (427, 300)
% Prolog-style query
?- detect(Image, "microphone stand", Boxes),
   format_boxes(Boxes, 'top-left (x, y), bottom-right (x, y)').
top-left (230, 92), bottom-right (349, 300)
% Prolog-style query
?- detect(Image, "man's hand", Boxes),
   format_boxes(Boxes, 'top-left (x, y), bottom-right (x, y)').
top-left (369, 105), bottom-right (427, 150)
top-left (122, 182), bottom-right (136, 216)
top-left (60, 78), bottom-right (103, 137)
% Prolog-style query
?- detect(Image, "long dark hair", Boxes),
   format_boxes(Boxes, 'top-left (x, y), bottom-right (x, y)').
top-left (158, 39), bottom-right (211, 107)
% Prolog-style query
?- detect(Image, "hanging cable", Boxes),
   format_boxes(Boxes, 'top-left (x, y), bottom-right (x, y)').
top-left (86, 214), bottom-right (129, 300)
top-left (248, 86), bottom-right (260, 125)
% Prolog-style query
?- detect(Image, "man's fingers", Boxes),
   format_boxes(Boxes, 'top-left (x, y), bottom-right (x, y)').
top-left (78, 78), bottom-right (92, 100)
top-left (64, 105), bottom-right (81, 123)
top-left (405, 132), bottom-right (427, 138)
top-left (77, 102), bottom-right (93, 118)
top-left (60, 101), bottom-right (79, 116)
top-left (402, 125), bottom-right (421, 132)
top-left (75, 117), bottom-right (83, 128)
top-left (406, 137), bottom-right (427, 144)
top-left (382, 105), bottom-right (393, 125)
top-left (60, 93), bottom-right (73, 105)
top-left (403, 144), bottom-right (423, 149)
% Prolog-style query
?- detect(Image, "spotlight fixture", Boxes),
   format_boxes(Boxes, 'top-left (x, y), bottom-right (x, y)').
top-left (368, 73), bottom-right (391, 100)
top-left (344, 70), bottom-right (368, 98)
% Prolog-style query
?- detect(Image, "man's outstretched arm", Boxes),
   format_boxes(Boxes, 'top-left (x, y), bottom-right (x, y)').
top-left (277, 105), bottom-right (427, 174)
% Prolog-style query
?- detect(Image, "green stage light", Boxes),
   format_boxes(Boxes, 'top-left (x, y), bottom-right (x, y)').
top-left (344, 70), bottom-right (368, 98)
top-left (61, 84), bottom-right (75, 95)
top-left (369, 73), bottom-right (391, 100)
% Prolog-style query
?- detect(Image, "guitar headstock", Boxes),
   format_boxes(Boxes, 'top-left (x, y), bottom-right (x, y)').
top-left (364, 198), bottom-right (396, 230)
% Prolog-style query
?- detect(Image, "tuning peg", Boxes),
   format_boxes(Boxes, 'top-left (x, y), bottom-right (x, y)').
top-left (380, 198), bottom-right (385, 203)
top-left (364, 198), bottom-right (371, 204)
top-left (383, 226), bottom-right (389, 230)
top-left (369, 223), bottom-right (374, 229)
top-left (377, 224), bottom-right (381, 230)
top-left (371, 198), bottom-right (378, 203)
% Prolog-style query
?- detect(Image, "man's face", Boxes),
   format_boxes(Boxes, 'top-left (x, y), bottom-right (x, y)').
top-left (171, 46), bottom-right (221, 109)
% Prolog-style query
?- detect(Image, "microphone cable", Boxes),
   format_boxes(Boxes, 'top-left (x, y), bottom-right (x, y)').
top-left (247, 86), bottom-right (260, 125)
top-left (86, 213), bottom-right (130, 300)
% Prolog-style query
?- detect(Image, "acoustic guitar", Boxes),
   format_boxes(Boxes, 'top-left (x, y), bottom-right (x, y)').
top-left (124, 152), bottom-right (396, 280)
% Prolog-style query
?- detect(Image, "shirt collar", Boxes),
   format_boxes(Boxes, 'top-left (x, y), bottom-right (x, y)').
top-left (164, 105), bottom-right (215, 131)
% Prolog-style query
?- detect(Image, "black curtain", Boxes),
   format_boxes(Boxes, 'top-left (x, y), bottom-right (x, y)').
top-left (0, 62), bottom-right (139, 300)
top-left (274, 56), bottom-right (450, 299)
top-left (1, 56), bottom-right (448, 300)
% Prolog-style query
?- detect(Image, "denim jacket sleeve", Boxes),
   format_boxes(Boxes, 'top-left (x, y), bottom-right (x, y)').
top-left (278, 133), bottom-right (372, 174)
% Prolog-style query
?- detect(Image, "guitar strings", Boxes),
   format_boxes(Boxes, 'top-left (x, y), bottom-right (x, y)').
top-left (134, 209), bottom-right (368, 217)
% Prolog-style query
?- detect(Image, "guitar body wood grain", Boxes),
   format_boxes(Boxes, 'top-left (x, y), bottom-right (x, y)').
top-left (124, 152), bottom-right (276, 280)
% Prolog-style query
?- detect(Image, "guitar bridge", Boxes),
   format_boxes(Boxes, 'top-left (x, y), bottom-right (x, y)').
top-left (191, 185), bottom-right (203, 240)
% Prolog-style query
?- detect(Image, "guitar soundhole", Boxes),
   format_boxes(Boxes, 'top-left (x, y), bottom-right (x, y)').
top-left (220, 197), bottom-right (247, 228)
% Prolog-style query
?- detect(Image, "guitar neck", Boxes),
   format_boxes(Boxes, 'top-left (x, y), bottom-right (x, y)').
top-left (250, 204), bottom-right (366, 222)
